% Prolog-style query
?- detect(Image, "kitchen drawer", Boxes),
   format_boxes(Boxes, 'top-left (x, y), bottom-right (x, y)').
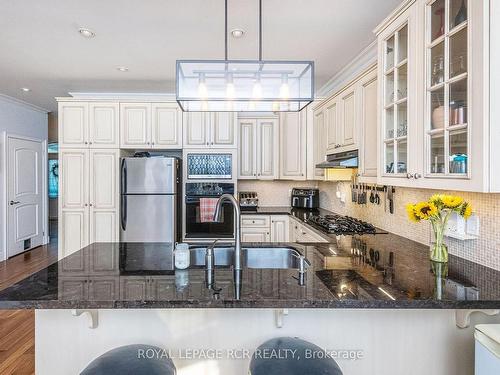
top-left (241, 215), bottom-right (271, 228)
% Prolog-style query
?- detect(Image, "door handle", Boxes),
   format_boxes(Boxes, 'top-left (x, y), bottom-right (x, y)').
top-left (9, 200), bottom-right (20, 205)
top-left (120, 195), bottom-right (127, 231)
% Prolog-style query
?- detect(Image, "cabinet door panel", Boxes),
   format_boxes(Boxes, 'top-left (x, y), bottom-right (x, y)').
top-left (280, 112), bottom-right (306, 179)
top-left (326, 99), bottom-right (339, 150)
top-left (90, 211), bottom-right (118, 244)
top-left (360, 71), bottom-right (378, 179)
top-left (90, 244), bottom-right (119, 274)
top-left (120, 103), bottom-right (151, 148)
top-left (271, 216), bottom-right (289, 242)
top-left (59, 102), bottom-right (88, 148)
top-left (89, 103), bottom-right (119, 148)
top-left (257, 119), bottom-right (278, 179)
top-left (89, 150), bottom-right (118, 210)
top-left (183, 112), bottom-right (208, 147)
top-left (152, 103), bottom-right (182, 148)
top-left (341, 89), bottom-right (356, 147)
top-left (313, 110), bottom-right (326, 179)
top-left (238, 119), bottom-right (256, 178)
top-left (60, 150), bottom-right (88, 209)
top-left (60, 210), bottom-right (88, 258)
top-left (212, 113), bottom-right (236, 147)
top-left (241, 228), bottom-right (270, 243)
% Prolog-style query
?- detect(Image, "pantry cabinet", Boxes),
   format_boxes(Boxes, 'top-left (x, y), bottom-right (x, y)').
top-left (238, 118), bottom-right (279, 180)
top-left (279, 112), bottom-right (307, 180)
top-left (183, 112), bottom-right (237, 148)
top-left (375, 0), bottom-right (495, 191)
top-left (120, 102), bottom-right (182, 149)
top-left (59, 102), bottom-right (119, 148)
top-left (59, 149), bottom-right (119, 258)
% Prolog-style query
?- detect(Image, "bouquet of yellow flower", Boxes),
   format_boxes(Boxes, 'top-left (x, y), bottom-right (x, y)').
top-left (406, 194), bottom-right (472, 262)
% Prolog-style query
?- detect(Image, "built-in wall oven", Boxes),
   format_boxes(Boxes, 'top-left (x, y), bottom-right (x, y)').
top-left (184, 182), bottom-right (235, 240)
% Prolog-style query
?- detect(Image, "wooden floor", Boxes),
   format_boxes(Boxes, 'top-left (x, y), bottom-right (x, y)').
top-left (0, 227), bottom-right (58, 375)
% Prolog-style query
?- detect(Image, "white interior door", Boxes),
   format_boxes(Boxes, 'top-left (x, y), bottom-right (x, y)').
top-left (7, 136), bottom-right (44, 257)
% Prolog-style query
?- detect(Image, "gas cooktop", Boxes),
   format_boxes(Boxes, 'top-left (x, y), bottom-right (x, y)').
top-left (307, 214), bottom-right (379, 235)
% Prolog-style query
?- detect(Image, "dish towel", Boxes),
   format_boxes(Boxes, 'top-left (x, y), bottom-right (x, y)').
top-left (199, 198), bottom-right (219, 223)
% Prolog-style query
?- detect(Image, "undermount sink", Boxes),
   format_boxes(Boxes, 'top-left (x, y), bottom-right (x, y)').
top-left (189, 246), bottom-right (305, 270)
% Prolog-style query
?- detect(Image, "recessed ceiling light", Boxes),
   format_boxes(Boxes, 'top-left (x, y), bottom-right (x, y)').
top-left (21, 87), bottom-right (31, 92)
top-left (231, 29), bottom-right (245, 38)
top-left (116, 66), bottom-right (129, 72)
top-left (78, 28), bottom-right (95, 38)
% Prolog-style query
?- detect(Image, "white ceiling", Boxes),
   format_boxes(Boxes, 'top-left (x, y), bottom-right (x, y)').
top-left (0, 0), bottom-right (401, 112)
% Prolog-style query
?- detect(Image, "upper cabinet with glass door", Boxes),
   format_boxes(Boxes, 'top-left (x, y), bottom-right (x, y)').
top-left (422, 0), bottom-right (494, 191)
top-left (376, 2), bottom-right (418, 187)
top-left (426, 0), bottom-right (468, 178)
top-left (375, 0), bottom-right (496, 192)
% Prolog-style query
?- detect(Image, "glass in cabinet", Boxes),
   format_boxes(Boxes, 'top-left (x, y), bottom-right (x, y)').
top-left (426, 0), bottom-right (469, 177)
top-left (383, 23), bottom-right (409, 175)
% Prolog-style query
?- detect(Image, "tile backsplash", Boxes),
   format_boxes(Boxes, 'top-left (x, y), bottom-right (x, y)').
top-left (318, 181), bottom-right (500, 271)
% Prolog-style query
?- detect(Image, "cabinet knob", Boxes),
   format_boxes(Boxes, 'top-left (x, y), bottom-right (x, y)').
top-left (84, 141), bottom-right (88, 145)
top-left (89, 203), bottom-right (93, 206)
top-left (151, 142), bottom-right (155, 146)
top-left (89, 142), bottom-right (93, 145)
top-left (85, 203), bottom-right (88, 207)
top-left (414, 173), bottom-right (422, 179)
top-left (406, 173), bottom-right (414, 179)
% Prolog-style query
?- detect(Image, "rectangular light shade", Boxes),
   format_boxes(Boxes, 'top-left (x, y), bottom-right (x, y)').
top-left (176, 60), bottom-right (314, 112)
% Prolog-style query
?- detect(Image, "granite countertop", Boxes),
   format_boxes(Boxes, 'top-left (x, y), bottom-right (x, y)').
top-left (1, 235), bottom-right (500, 309)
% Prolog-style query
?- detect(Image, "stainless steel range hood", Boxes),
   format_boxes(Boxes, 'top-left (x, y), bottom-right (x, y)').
top-left (316, 150), bottom-right (358, 169)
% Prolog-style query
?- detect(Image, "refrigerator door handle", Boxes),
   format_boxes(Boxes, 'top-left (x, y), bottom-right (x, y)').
top-left (121, 195), bottom-right (127, 231)
top-left (121, 158), bottom-right (127, 194)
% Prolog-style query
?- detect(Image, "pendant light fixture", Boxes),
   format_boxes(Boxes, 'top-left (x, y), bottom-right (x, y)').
top-left (176, 0), bottom-right (314, 112)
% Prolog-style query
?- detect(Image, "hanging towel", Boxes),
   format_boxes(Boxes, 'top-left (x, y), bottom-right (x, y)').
top-left (199, 198), bottom-right (219, 223)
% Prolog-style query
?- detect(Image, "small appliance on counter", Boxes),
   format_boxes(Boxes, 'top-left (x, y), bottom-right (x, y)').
top-left (239, 191), bottom-right (259, 211)
top-left (291, 188), bottom-right (319, 209)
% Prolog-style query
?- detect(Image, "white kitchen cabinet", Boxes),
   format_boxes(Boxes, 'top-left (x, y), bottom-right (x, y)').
top-left (59, 102), bottom-right (120, 149)
top-left (340, 87), bottom-right (357, 148)
top-left (89, 103), bottom-right (120, 148)
top-left (151, 103), bottom-right (182, 148)
top-left (290, 218), bottom-right (328, 243)
top-left (238, 118), bottom-right (278, 180)
top-left (325, 98), bottom-right (340, 151)
top-left (279, 112), bottom-right (306, 180)
top-left (358, 67), bottom-right (379, 182)
top-left (120, 102), bottom-right (182, 149)
top-left (241, 228), bottom-right (271, 243)
top-left (59, 102), bottom-right (88, 148)
top-left (183, 112), bottom-right (237, 148)
top-left (241, 214), bottom-right (289, 242)
top-left (375, 0), bottom-right (496, 192)
top-left (312, 107), bottom-right (327, 179)
top-left (120, 103), bottom-right (151, 148)
top-left (59, 149), bottom-right (119, 258)
top-left (270, 216), bottom-right (290, 242)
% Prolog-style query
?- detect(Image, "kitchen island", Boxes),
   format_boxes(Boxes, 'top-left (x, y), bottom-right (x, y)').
top-left (1, 237), bottom-right (500, 374)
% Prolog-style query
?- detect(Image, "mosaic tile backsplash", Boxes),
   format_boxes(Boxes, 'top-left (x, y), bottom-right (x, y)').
top-left (318, 182), bottom-right (500, 272)
top-left (240, 180), bottom-right (500, 271)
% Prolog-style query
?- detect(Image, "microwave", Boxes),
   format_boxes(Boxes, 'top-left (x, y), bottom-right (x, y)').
top-left (184, 150), bottom-right (236, 180)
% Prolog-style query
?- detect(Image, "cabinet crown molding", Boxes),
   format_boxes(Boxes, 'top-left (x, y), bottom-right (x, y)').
top-left (373, 0), bottom-right (416, 35)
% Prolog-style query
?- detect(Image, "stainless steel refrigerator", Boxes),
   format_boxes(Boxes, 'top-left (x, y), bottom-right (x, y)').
top-left (120, 157), bottom-right (179, 243)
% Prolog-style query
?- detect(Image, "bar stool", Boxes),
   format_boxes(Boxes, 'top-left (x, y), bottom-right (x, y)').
top-left (80, 344), bottom-right (176, 375)
top-left (249, 337), bottom-right (343, 375)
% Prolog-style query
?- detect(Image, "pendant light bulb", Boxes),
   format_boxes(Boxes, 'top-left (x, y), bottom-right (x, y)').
top-left (252, 73), bottom-right (262, 99)
top-left (198, 73), bottom-right (208, 99)
top-left (279, 73), bottom-right (290, 99)
top-left (226, 73), bottom-right (235, 99)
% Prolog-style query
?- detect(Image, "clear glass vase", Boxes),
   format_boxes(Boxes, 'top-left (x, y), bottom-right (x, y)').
top-left (430, 220), bottom-right (448, 263)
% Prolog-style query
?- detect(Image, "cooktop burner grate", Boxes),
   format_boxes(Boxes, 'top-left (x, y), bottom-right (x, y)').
top-left (307, 214), bottom-right (377, 235)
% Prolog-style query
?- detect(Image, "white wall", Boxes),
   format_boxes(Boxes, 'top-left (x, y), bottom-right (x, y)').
top-left (0, 94), bottom-right (48, 260)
